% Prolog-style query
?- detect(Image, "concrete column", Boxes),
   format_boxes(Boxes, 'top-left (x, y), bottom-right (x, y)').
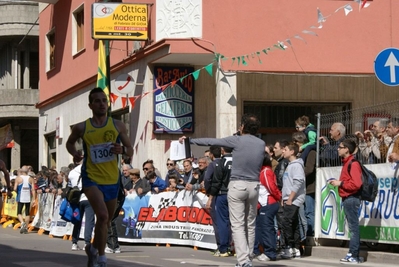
top-left (23, 40), bottom-right (30, 89)
top-left (11, 126), bottom-right (21, 171)
top-left (215, 67), bottom-right (237, 138)
top-left (11, 46), bottom-right (17, 89)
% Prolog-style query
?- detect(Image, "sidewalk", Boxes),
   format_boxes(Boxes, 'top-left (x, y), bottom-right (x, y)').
top-left (307, 238), bottom-right (399, 265)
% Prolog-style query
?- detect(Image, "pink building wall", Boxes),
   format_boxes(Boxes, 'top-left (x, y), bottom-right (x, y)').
top-left (38, 0), bottom-right (397, 105)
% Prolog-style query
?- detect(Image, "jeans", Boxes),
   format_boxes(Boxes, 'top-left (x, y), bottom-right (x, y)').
top-left (298, 203), bottom-right (307, 242)
top-left (228, 180), bottom-right (259, 265)
top-left (72, 200), bottom-right (95, 245)
top-left (305, 193), bottom-right (315, 236)
top-left (215, 194), bottom-right (231, 253)
top-left (107, 220), bottom-right (120, 249)
top-left (281, 203), bottom-right (300, 249)
top-left (254, 202), bottom-right (279, 259)
top-left (209, 197), bottom-right (220, 247)
top-left (343, 196), bottom-right (361, 258)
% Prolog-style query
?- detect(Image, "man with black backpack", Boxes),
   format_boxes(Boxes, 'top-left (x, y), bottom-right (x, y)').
top-left (329, 139), bottom-right (363, 264)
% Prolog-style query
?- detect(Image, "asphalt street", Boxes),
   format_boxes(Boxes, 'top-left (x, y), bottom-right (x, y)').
top-left (0, 226), bottom-right (398, 267)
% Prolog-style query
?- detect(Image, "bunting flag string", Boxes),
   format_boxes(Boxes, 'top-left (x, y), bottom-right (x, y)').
top-left (219, 0), bottom-right (371, 66)
top-left (107, 0), bottom-right (371, 109)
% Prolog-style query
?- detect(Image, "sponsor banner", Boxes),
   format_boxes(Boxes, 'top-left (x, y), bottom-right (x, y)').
top-left (316, 163), bottom-right (399, 244)
top-left (32, 193), bottom-right (54, 231)
top-left (3, 192), bottom-right (18, 217)
top-left (49, 195), bottom-right (73, 237)
top-left (115, 190), bottom-right (217, 249)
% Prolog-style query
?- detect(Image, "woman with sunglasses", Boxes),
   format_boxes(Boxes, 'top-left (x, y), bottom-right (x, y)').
top-left (328, 139), bottom-right (363, 264)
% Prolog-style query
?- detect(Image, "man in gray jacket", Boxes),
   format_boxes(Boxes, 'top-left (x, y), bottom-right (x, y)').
top-left (180, 114), bottom-right (265, 267)
top-left (280, 142), bottom-right (305, 259)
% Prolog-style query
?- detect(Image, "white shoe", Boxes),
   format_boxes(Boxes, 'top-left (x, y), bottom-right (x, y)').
top-left (114, 247), bottom-right (121, 254)
top-left (71, 243), bottom-right (80, 251)
top-left (256, 254), bottom-right (270, 261)
top-left (293, 248), bottom-right (301, 258)
top-left (281, 248), bottom-right (293, 259)
top-left (104, 246), bottom-right (114, 254)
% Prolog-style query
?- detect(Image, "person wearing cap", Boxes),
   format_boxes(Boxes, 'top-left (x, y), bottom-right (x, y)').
top-left (124, 168), bottom-right (150, 197)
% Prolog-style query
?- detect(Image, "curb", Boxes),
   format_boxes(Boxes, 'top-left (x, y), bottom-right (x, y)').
top-left (306, 238), bottom-right (399, 265)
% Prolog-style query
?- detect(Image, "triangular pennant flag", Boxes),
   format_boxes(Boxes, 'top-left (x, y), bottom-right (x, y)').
top-left (231, 57), bottom-right (236, 66)
top-left (294, 35), bottom-right (307, 44)
top-left (227, 95), bottom-right (237, 106)
top-left (220, 54), bottom-right (227, 60)
top-left (205, 63), bottom-right (213, 76)
top-left (110, 92), bottom-right (119, 104)
top-left (237, 57), bottom-right (241, 66)
top-left (164, 139), bottom-right (171, 153)
top-left (170, 80), bottom-right (177, 87)
top-left (274, 42), bottom-right (286, 50)
top-left (192, 69), bottom-right (200, 80)
top-left (302, 30), bottom-right (318, 36)
top-left (180, 75), bottom-right (187, 84)
top-left (256, 52), bottom-right (262, 64)
top-left (121, 97), bottom-right (127, 108)
top-left (262, 49), bottom-right (268, 55)
top-left (344, 4), bottom-right (353, 15)
top-left (317, 8), bottom-right (326, 23)
top-left (361, 0), bottom-right (369, 9)
top-left (285, 39), bottom-right (292, 46)
top-left (129, 97), bottom-right (136, 109)
top-left (242, 56), bottom-right (248, 66)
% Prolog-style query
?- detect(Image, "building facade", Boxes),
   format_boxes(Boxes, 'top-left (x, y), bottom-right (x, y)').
top-left (36, 0), bottom-right (399, 175)
top-left (0, 0), bottom-right (40, 171)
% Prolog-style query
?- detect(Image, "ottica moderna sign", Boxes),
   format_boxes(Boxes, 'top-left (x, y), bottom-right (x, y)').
top-left (92, 3), bottom-right (148, 40)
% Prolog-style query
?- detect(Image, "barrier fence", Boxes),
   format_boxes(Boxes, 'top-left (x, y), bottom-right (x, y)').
top-left (0, 189), bottom-right (216, 249)
top-left (315, 100), bottom-right (399, 244)
top-left (317, 99), bottom-right (399, 167)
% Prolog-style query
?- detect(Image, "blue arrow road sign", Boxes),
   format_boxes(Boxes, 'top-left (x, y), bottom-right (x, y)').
top-left (374, 48), bottom-right (399, 86)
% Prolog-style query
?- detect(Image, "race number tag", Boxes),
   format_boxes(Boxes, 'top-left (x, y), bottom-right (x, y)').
top-left (90, 142), bottom-right (115, 164)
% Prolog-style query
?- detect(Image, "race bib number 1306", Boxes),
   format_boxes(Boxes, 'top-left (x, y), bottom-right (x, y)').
top-left (90, 143), bottom-right (115, 164)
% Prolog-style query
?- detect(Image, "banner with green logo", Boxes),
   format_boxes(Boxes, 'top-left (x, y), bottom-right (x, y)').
top-left (316, 163), bottom-right (399, 244)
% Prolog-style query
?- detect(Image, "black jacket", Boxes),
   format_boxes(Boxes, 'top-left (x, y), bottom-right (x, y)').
top-left (274, 157), bottom-right (289, 191)
top-left (208, 153), bottom-right (232, 196)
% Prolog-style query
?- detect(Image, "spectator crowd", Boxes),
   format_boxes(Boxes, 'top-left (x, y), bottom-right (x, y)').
top-left (1, 114), bottom-right (398, 267)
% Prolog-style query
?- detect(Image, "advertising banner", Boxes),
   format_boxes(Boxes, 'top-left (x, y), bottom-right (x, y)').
top-left (316, 163), bottom-right (399, 244)
top-left (115, 190), bottom-right (216, 249)
top-left (92, 3), bottom-right (148, 40)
